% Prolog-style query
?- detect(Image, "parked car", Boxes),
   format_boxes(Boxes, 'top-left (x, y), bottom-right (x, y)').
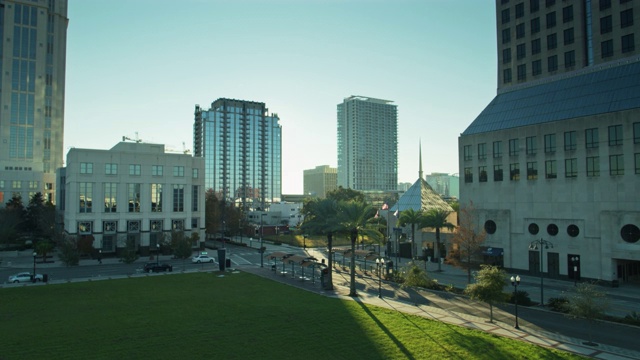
top-left (191, 254), bottom-right (215, 263)
top-left (8, 272), bottom-right (43, 283)
top-left (143, 263), bottom-right (173, 273)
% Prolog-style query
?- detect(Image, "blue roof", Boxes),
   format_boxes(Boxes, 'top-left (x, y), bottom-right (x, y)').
top-left (462, 60), bottom-right (640, 136)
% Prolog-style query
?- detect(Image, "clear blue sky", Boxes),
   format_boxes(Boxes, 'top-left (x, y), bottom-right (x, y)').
top-left (65, 0), bottom-right (497, 194)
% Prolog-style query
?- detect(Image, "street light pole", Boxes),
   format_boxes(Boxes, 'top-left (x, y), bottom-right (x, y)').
top-left (32, 251), bottom-right (37, 283)
top-left (376, 257), bottom-right (385, 298)
top-left (156, 243), bottom-right (160, 266)
top-left (529, 238), bottom-right (553, 306)
top-left (260, 213), bottom-right (266, 268)
top-left (510, 275), bottom-right (521, 329)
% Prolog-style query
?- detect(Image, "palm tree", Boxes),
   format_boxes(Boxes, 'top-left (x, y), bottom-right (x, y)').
top-left (336, 200), bottom-right (382, 297)
top-left (398, 208), bottom-right (424, 261)
top-left (422, 208), bottom-right (455, 272)
top-left (300, 198), bottom-right (340, 290)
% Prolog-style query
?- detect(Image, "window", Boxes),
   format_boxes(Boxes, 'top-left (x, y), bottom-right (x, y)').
top-left (564, 50), bottom-right (575, 68)
top-left (173, 184), bottom-right (185, 212)
top-left (527, 161), bottom-right (538, 179)
top-left (621, 9), bottom-right (634, 28)
top-left (463, 145), bottom-right (472, 161)
top-left (485, 220), bottom-right (497, 234)
top-left (502, 8), bottom-right (511, 24)
top-left (504, 68), bottom-right (512, 83)
top-left (517, 64), bottom-right (527, 81)
top-left (599, 0), bottom-right (611, 11)
top-left (546, 12), bottom-right (556, 28)
top-left (548, 55), bottom-right (558, 71)
top-left (502, 48), bottom-right (511, 64)
top-left (493, 141), bottom-right (503, 158)
top-left (478, 143), bottom-right (487, 160)
top-left (601, 40), bottom-right (614, 58)
top-left (563, 28), bottom-right (574, 45)
top-left (567, 225), bottom-right (580, 238)
top-left (516, 3), bottom-right (524, 18)
top-left (608, 125), bottom-right (623, 146)
top-left (464, 167), bottom-right (473, 183)
top-left (12, 181), bottom-right (22, 189)
top-left (545, 160), bottom-right (557, 179)
top-left (562, 5), bottom-right (573, 23)
top-left (526, 136), bottom-right (537, 155)
top-left (635, 123), bottom-right (640, 144)
top-left (193, 168), bottom-right (199, 178)
top-left (586, 156), bottom-right (600, 177)
top-left (516, 23), bottom-right (525, 39)
top-left (621, 224), bottom-right (640, 244)
top-left (544, 134), bottom-right (556, 153)
top-left (129, 164), bottom-right (141, 176)
top-left (531, 17), bottom-right (540, 33)
top-left (502, 28), bottom-right (511, 44)
top-left (532, 59), bottom-right (542, 75)
top-left (585, 128), bottom-right (599, 148)
top-left (78, 221), bottom-right (92, 235)
top-left (172, 219), bottom-right (184, 231)
top-left (610, 154), bottom-right (624, 175)
top-left (173, 166), bottom-right (185, 177)
top-left (636, 154), bottom-right (640, 175)
top-left (152, 165), bottom-right (163, 176)
top-left (565, 158), bottom-right (577, 178)
top-left (151, 184), bottom-right (163, 212)
top-left (192, 218), bottom-right (199, 230)
top-left (600, 15), bottom-right (612, 34)
top-left (104, 221), bottom-right (117, 234)
top-left (105, 163), bottom-right (117, 175)
top-left (128, 220), bottom-right (140, 233)
top-left (104, 183), bottom-right (117, 213)
top-left (494, 165), bottom-right (504, 181)
top-left (79, 182), bottom-right (92, 213)
top-left (564, 131), bottom-right (576, 150)
top-left (517, 43), bottom-right (526, 59)
top-left (530, 0), bottom-right (540, 13)
top-left (509, 138), bottom-right (519, 156)
top-left (479, 166), bottom-right (488, 182)
top-left (510, 163), bottom-right (520, 180)
top-left (532, 38), bottom-right (541, 54)
top-left (547, 224), bottom-right (558, 236)
top-left (126, 183), bottom-right (141, 213)
top-left (547, 33), bottom-right (557, 49)
top-left (80, 162), bottom-right (93, 174)
top-left (622, 34), bottom-right (635, 53)
top-left (529, 223), bottom-right (539, 235)
top-left (192, 185), bottom-right (199, 211)
top-left (545, 0), bottom-right (555, 6)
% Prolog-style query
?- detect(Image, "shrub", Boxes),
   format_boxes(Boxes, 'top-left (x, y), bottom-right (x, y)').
top-left (622, 311), bottom-right (640, 326)
top-left (508, 290), bottom-right (533, 306)
top-left (547, 297), bottom-right (570, 313)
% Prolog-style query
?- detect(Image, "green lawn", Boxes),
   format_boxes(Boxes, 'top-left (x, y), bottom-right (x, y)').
top-left (0, 271), bottom-right (583, 360)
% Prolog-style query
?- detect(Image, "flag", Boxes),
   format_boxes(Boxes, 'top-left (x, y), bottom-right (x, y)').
top-left (375, 211), bottom-right (379, 219)
top-left (381, 203), bottom-right (389, 210)
top-left (394, 210), bottom-right (398, 217)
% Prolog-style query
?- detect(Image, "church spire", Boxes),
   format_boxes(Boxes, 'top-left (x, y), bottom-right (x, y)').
top-left (419, 139), bottom-right (423, 180)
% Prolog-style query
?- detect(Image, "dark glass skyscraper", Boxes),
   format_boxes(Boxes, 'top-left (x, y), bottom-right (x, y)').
top-left (193, 99), bottom-right (281, 210)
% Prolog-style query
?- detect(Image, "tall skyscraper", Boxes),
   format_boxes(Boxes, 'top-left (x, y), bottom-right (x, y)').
top-left (337, 95), bottom-right (397, 192)
top-left (458, 1), bottom-right (640, 285)
top-left (193, 98), bottom-right (282, 211)
top-left (0, 0), bottom-right (68, 205)
top-left (303, 165), bottom-right (337, 198)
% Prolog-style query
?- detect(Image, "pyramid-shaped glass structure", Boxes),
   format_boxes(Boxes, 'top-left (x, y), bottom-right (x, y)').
top-left (390, 178), bottom-right (453, 213)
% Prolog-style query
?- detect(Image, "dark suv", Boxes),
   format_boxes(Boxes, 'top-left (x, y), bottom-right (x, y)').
top-left (143, 262), bottom-right (173, 273)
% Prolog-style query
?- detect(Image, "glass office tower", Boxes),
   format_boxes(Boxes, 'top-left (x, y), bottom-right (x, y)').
top-left (193, 99), bottom-right (281, 211)
top-left (0, 0), bottom-right (68, 206)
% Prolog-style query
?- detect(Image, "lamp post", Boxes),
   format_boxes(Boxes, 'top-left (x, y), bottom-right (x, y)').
top-left (303, 235), bottom-right (307, 249)
top-left (510, 275), bottom-right (521, 329)
top-left (260, 213), bottom-right (266, 268)
top-left (570, 256), bottom-right (580, 286)
top-left (239, 218), bottom-right (243, 244)
top-left (376, 257), bottom-right (385, 298)
top-left (156, 243), bottom-right (160, 266)
top-left (98, 249), bottom-right (102, 264)
top-left (32, 251), bottom-right (37, 283)
top-left (529, 238), bottom-right (553, 306)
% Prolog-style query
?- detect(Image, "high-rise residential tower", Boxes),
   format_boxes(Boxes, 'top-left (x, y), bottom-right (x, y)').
top-left (0, 0), bottom-right (68, 205)
top-left (337, 95), bottom-right (397, 192)
top-left (193, 98), bottom-right (282, 211)
top-left (459, 1), bottom-right (640, 286)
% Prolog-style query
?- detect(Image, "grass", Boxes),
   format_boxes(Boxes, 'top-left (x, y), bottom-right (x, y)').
top-left (0, 271), bottom-right (584, 360)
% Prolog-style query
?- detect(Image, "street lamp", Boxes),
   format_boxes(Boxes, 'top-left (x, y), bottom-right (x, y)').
top-left (376, 257), bottom-right (385, 298)
top-left (510, 275), bottom-right (521, 329)
top-left (98, 249), bottom-right (102, 264)
top-left (156, 243), bottom-right (160, 266)
top-left (260, 213), bottom-right (267, 268)
top-left (529, 238), bottom-right (554, 306)
top-left (32, 251), bottom-right (37, 283)
top-left (303, 235), bottom-right (307, 249)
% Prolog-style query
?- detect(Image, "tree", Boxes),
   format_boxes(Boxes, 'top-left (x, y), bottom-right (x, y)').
top-left (336, 200), bottom-right (382, 297)
top-left (301, 198), bottom-right (340, 290)
top-left (422, 208), bottom-right (455, 272)
top-left (449, 201), bottom-right (487, 283)
top-left (35, 240), bottom-right (54, 263)
top-left (205, 188), bottom-right (221, 236)
top-left (398, 208), bottom-right (424, 261)
top-left (326, 186), bottom-right (365, 203)
top-left (464, 265), bottom-right (509, 323)
top-left (565, 282), bottom-right (610, 346)
top-left (171, 231), bottom-right (194, 271)
top-left (57, 236), bottom-right (80, 266)
top-left (120, 237), bottom-right (139, 264)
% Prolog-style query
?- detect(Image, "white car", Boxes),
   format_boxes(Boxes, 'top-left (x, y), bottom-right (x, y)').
top-left (8, 272), bottom-right (44, 283)
top-left (191, 255), bottom-right (215, 263)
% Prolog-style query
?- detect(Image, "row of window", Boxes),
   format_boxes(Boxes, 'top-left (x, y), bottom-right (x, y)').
top-left (485, 219), bottom-right (639, 243)
top-left (463, 124), bottom-right (640, 161)
top-left (464, 153), bottom-right (636, 183)
top-left (501, 1), bottom-right (573, 24)
top-left (77, 183), bottom-right (199, 214)
top-left (78, 163), bottom-right (198, 178)
top-left (78, 219), bottom-right (196, 236)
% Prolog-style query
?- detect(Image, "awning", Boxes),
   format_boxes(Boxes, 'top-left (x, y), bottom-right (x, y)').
top-left (482, 247), bottom-right (503, 257)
